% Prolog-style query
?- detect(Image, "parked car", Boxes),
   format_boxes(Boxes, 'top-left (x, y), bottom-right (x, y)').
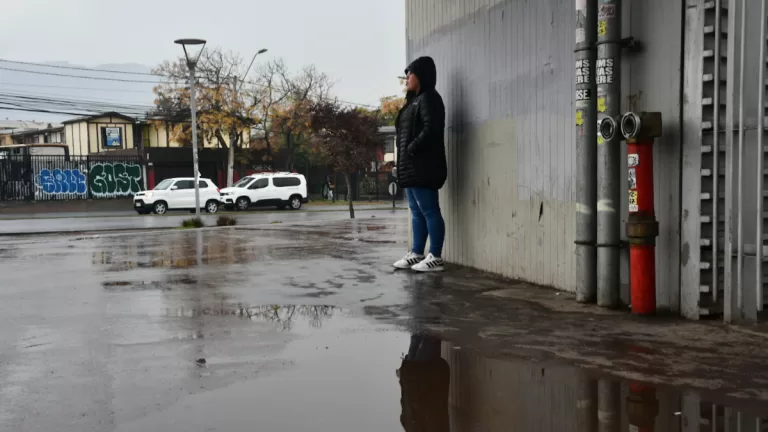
top-left (133, 177), bottom-right (221, 215)
top-left (220, 172), bottom-right (308, 211)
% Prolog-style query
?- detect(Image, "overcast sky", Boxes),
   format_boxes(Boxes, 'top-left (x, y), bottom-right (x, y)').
top-left (0, 0), bottom-right (406, 121)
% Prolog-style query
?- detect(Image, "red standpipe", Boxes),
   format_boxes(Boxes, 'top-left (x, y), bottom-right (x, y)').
top-left (624, 112), bottom-right (661, 316)
top-left (628, 137), bottom-right (656, 314)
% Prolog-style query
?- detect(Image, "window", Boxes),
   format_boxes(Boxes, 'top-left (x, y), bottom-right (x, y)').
top-left (273, 177), bottom-right (301, 187)
top-left (198, 181), bottom-right (209, 189)
top-left (384, 137), bottom-right (395, 154)
top-left (248, 178), bottom-right (269, 189)
top-left (234, 177), bottom-right (254, 188)
top-left (173, 180), bottom-right (195, 190)
top-left (154, 179), bottom-right (174, 190)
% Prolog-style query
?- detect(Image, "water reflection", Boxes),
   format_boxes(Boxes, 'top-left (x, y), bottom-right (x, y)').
top-left (398, 335), bottom-right (768, 432)
top-left (90, 230), bottom-right (357, 271)
top-left (162, 304), bottom-right (340, 331)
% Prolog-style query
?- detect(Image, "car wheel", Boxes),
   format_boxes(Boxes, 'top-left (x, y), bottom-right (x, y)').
top-left (206, 200), bottom-right (219, 214)
top-left (236, 197), bottom-right (250, 211)
top-left (153, 201), bottom-right (168, 215)
top-left (290, 196), bottom-right (302, 210)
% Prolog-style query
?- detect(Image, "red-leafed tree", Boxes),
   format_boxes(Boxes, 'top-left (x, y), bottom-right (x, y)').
top-left (309, 100), bottom-right (382, 219)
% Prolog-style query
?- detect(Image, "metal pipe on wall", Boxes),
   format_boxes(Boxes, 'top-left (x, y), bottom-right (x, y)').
top-left (737, 0), bottom-right (747, 312)
top-left (575, 0), bottom-right (598, 303)
top-left (755, 0), bottom-right (766, 312)
top-left (596, 0), bottom-right (622, 308)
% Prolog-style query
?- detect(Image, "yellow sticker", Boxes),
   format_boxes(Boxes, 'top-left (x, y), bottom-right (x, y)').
top-left (576, 110), bottom-right (584, 126)
top-left (598, 20), bottom-right (607, 36)
top-left (628, 190), bottom-right (638, 212)
top-left (597, 135), bottom-right (605, 145)
top-left (597, 97), bottom-right (606, 113)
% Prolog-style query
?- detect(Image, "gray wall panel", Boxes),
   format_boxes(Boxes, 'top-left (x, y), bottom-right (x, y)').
top-left (405, 0), bottom-right (683, 300)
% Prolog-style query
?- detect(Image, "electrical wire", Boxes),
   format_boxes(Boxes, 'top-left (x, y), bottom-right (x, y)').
top-left (0, 81), bottom-right (154, 94)
top-left (0, 58), bottom-right (162, 76)
top-left (0, 66), bottom-right (164, 84)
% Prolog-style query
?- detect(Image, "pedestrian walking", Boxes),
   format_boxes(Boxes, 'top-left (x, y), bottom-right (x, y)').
top-left (392, 56), bottom-right (448, 272)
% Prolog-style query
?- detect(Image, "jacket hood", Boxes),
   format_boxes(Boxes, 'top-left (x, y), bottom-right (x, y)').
top-left (405, 56), bottom-right (437, 94)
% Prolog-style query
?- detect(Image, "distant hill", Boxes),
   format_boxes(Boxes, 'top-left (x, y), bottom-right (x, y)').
top-left (0, 61), bottom-right (158, 123)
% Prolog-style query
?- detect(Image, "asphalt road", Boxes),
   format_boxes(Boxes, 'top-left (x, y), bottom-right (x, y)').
top-left (2, 216), bottom-right (768, 431)
top-left (0, 206), bottom-right (406, 235)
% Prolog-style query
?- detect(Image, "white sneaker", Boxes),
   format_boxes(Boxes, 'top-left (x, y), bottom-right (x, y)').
top-left (411, 253), bottom-right (445, 272)
top-left (393, 252), bottom-right (424, 269)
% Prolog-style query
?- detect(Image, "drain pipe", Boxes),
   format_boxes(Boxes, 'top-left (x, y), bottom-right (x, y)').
top-left (574, 0), bottom-right (598, 303)
top-left (595, 0), bottom-right (622, 308)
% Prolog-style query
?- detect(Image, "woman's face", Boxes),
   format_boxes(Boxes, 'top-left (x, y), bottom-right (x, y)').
top-left (406, 72), bottom-right (420, 92)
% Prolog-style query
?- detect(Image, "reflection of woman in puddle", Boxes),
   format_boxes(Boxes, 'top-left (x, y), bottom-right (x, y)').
top-left (398, 334), bottom-right (450, 431)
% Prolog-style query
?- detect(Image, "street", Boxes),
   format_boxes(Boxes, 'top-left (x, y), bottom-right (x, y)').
top-left (0, 205), bottom-right (405, 235)
top-left (1, 215), bottom-right (768, 431)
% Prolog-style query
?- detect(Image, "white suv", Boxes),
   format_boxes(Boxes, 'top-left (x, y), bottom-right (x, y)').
top-left (133, 177), bottom-right (221, 215)
top-left (220, 173), bottom-right (308, 211)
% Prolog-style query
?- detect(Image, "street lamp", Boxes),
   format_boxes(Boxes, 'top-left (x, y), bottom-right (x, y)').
top-left (226, 47), bottom-right (268, 187)
top-left (175, 38), bottom-right (207, 217)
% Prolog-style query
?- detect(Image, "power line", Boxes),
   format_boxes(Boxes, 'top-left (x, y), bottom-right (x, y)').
top-left (0, 90), bottom-right (155, 108)
top-left (0, 66), bottom-right (164, 84)
top-left (0, 81), bottom-right (154, 94)
top-left (0, 58), bottom-right (162, 77)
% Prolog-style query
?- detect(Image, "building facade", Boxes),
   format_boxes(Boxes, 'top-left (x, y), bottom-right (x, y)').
top-left (406, 0), bottom-right (766, 322)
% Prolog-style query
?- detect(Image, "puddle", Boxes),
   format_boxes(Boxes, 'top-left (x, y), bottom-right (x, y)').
top-left (112, 309), bottom-right (768, 432)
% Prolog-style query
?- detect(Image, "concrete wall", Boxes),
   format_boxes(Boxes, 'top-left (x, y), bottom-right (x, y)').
top-left (406, 0), bottom-right (684, 311)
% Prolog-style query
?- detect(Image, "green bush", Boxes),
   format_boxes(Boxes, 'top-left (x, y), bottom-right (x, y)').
top-left (216, 215), bottom-right (238, 227)
top-left (181, 217), bottom-right (205, 229)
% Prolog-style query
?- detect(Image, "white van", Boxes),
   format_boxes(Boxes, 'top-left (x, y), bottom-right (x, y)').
top-left (220, 173), bottom-right (308, 211)
top-left (133, 177), bottom-right (221, 215)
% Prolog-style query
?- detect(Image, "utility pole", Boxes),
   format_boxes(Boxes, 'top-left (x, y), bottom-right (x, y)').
top-left (175, 38), bottom-right (207, 218)
top-left (227, 48), bottom-right (268, 188)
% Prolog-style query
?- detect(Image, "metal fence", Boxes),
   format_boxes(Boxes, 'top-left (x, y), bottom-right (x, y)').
top-left (0, 154), bottom-right (144, 201)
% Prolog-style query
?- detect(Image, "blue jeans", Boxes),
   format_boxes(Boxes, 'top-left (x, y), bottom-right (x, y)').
top-left (406, 188), bottom-right (445, 257)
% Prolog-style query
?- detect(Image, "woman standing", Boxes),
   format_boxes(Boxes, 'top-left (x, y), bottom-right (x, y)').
top-left (392, 56), bottom-right (448, 272)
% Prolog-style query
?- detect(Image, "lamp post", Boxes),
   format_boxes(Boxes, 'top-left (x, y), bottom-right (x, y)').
top-left (227, 48), bottom-right (268, 188)
top-left (175, 38), bottom-right (207, 217)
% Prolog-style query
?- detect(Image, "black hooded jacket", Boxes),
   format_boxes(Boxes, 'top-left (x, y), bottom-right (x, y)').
top-left (396, 56), bottom-right (447, 190)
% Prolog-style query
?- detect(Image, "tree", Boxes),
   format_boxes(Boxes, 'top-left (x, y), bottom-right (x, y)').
top-left (151, 48), bottom-right (254, 154)
top-left (309, 100), bottom-right (383, 219)
top-left (252, 61), bottom-right (332, 171)
top-left (378, 78), bottom-right (407, 126)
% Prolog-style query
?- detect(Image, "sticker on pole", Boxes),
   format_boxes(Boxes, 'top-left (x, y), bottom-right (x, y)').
top-left (598, 4), bottom-right (616, 19)
top-left (629, 190), bottom-right (638, 213)
top-left (628, 168), bottom-right (637, 189)
top-left (575, 28), bottom-right (586, 44)
top-left (628, 153), bottom-right (639, 167)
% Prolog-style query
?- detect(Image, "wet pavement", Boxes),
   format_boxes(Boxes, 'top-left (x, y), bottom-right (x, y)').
top-left (0, 206), bottom-right (404, 235)
top-left (1, 215), bottom-right (768, 431)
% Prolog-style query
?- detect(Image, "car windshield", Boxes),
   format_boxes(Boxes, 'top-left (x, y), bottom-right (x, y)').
top-left (233, 177), bottom-right (254, 188)
top-left (154, 179), bottom-right (174, 190)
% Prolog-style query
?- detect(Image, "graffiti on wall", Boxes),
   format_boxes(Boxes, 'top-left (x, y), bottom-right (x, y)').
top-left (29, 162), bottom-right (142, 199)
top-left (88, 162), bottom-right (143, 198)
top-left (34, 168), bottom-right (88, 198)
